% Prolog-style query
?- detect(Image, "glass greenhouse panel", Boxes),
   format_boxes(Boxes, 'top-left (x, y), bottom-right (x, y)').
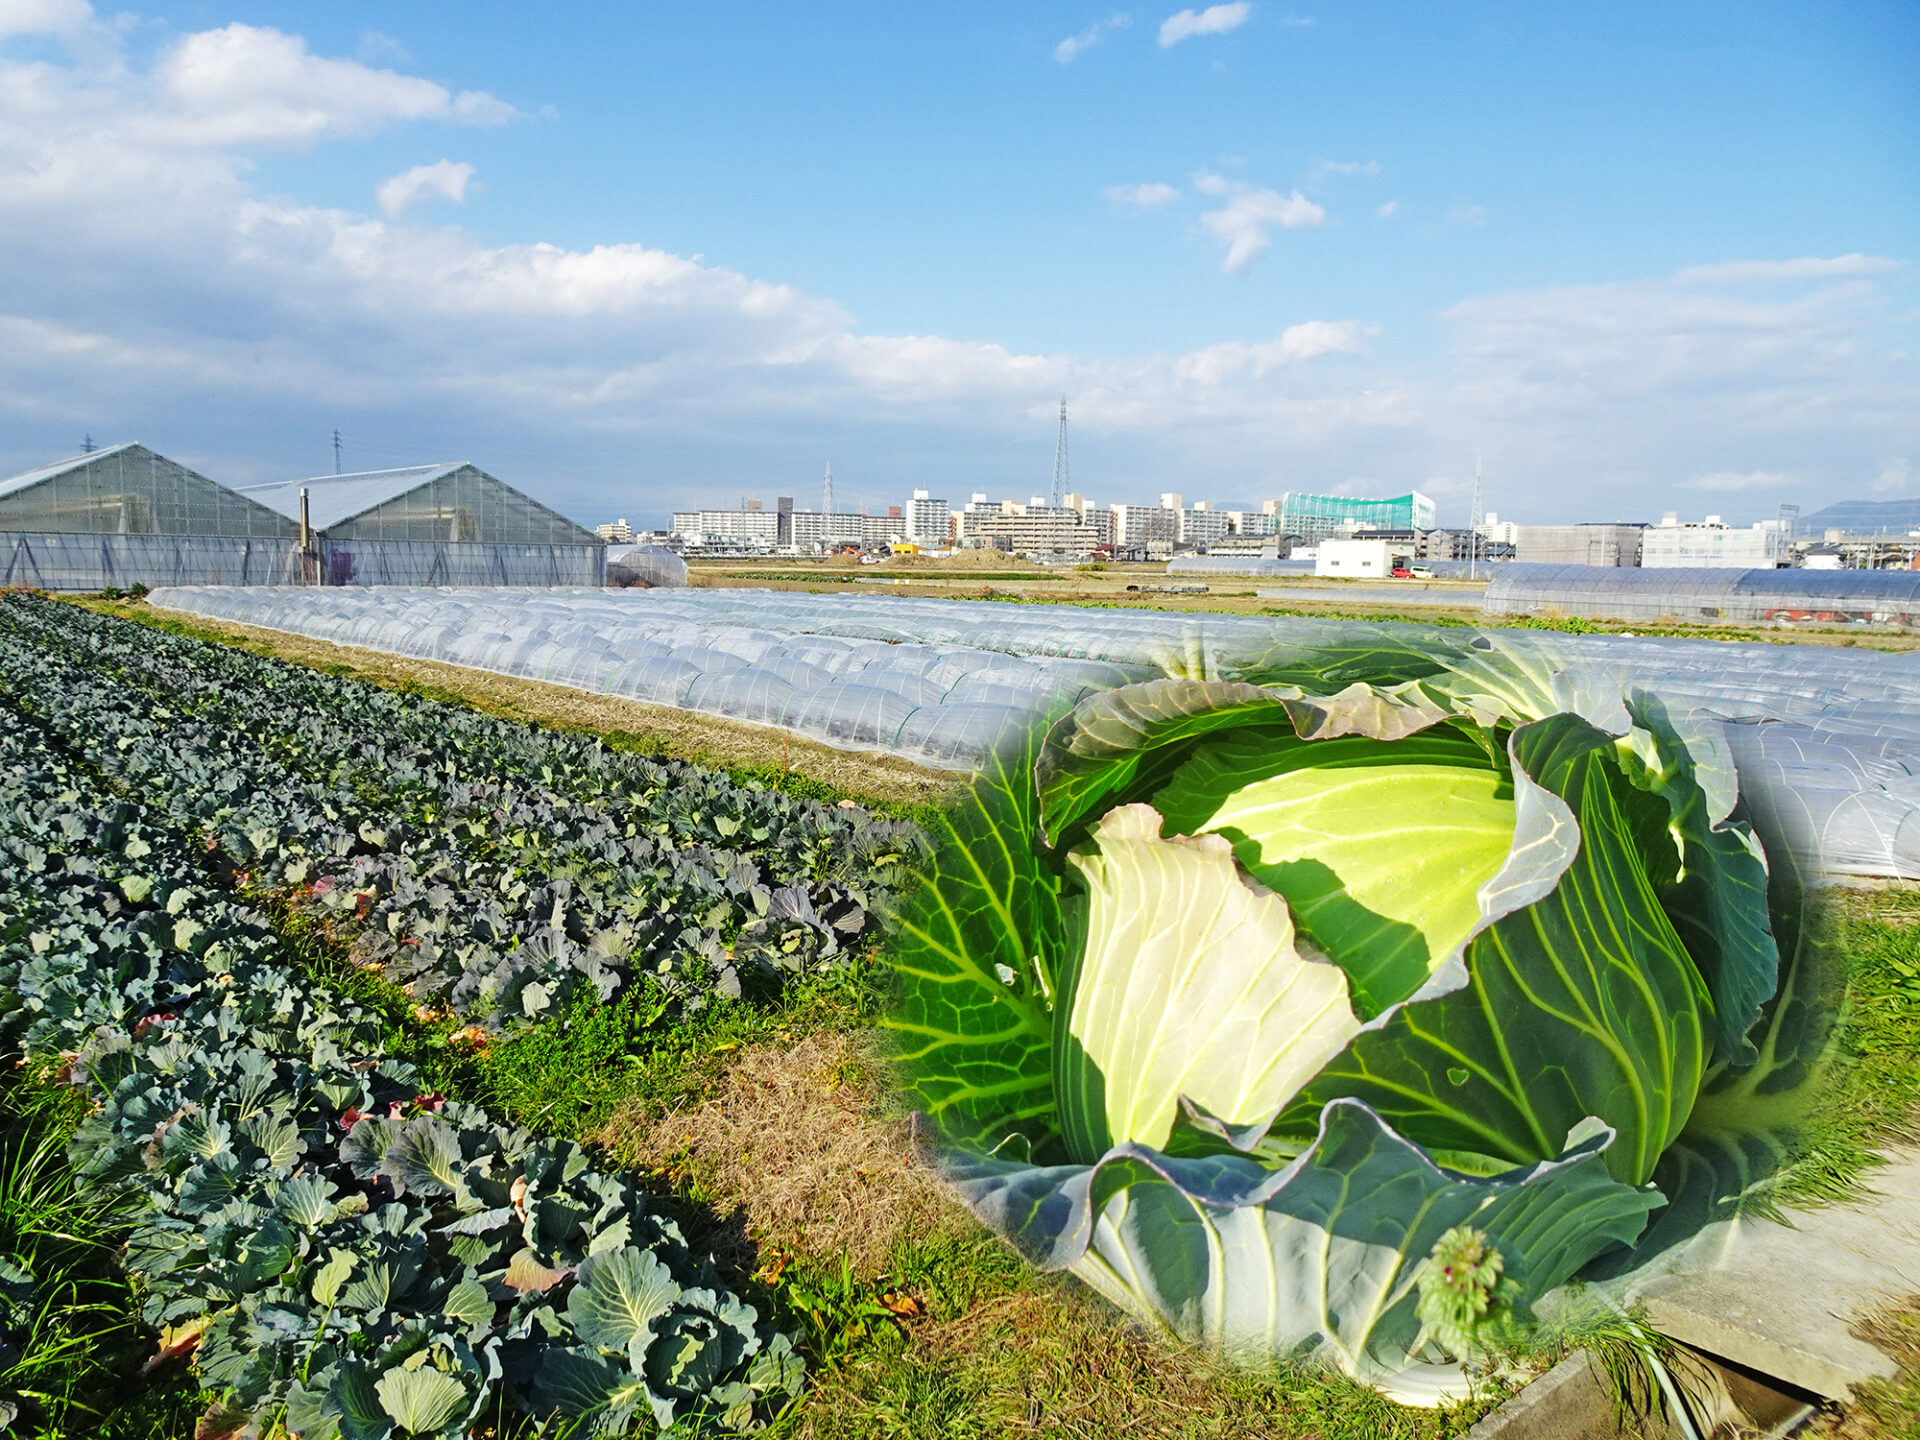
top-left (0, 534), bottom-right (302, 590)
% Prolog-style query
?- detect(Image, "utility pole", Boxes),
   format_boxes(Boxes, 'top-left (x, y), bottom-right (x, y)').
top-left (332, 429), bottom-right (342, 475)
top-left (1051, 397), bottom-right (1070, 507)
top-left (1468, 456), bottom-right (1484, 581)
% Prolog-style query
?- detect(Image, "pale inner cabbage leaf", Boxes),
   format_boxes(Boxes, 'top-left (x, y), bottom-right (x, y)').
top-left (1154, 724), bottom-right (1516, 1015)
top-left (1058, 803), bottom-right (1362, 1162)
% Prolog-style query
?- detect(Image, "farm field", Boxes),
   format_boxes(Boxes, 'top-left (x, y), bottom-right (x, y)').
top-left (687, 558), bottom-right (1920, 652)
top-left (1, 591), bottom-right (1918, 1438)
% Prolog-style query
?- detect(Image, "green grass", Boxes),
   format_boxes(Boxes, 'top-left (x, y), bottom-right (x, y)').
top-left (0, 1077), bottom-right (211, 1438)
top-left (1775, 886), bottom-right (1920, 1210)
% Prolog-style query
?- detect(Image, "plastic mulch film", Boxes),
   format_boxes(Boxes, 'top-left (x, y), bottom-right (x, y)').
top-left (148, 586), bottom-right (1920, 880)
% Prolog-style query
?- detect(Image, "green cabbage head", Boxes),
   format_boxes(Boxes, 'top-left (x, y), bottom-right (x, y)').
top-left (887, 631), bottom-right (1779, 1400)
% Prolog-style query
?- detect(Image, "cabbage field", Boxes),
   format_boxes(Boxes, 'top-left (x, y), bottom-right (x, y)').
top-left (0, 593), bottom-right (920, 1435)
top-left (1, 588), bottom-right (1915, 1438)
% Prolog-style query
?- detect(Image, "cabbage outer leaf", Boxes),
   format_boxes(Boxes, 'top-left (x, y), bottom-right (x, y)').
top-left (885, 729), bottom-right (1061, 1154)
top-left (930, 1097), bottom-right (1659, 1398)
top-left (1056, 804), bottom-right (1360, 1160)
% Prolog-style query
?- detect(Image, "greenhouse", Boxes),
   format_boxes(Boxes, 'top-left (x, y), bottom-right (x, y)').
top-left (148, 585), bottom-right (1920, 883)
top-left (1485, 563), bottom-right (1920, 629)
top-left (239, 462), bottom-right (604, 587)
top-left (0, 443), bottom-right (301, 589)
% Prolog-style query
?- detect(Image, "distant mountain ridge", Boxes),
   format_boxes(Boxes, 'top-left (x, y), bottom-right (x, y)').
top-left (1799, 497), bottom-right (1920, 534)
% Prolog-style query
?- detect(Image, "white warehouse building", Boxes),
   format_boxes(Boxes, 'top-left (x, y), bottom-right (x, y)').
top-left (1640, 513), bottom-right (1790, 569)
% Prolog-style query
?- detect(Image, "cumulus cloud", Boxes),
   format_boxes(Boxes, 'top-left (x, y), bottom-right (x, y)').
top-left (1688, 469), bottom-right (1788, 492)
top-left (1105, 181), bottom-right (1181, 208)
top-left (1158, 3), bottom-right (1250, 47)
top-left (1377, 200), bottom-right (1399, 218)
top-left (1873, 458), bottom-right (1913, 494)
top-left (1193, 173), bottom-right (1325, 271)
top-left (1055, 11), bottom-right (1131, 62)
top-left (1173, 321), bottom-right (1371, 383)
top-left (376, 160), bottom-right (476, 218)
top-left (147, 23), bottom-right (516, 149)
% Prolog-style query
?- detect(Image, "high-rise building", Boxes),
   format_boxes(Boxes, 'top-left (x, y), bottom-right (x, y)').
top-left (906, 489), bottom-right (951, 545)
top-left (1276, 491), bottom-right (1437, 544)
top-left (1110, 503), bottom-right (1179, 553)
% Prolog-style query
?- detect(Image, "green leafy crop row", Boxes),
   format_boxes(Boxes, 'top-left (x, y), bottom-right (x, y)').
top-left (0, 596), bottom-right (923, 1029)
top-left (0, 692), bottom-right (804, 1437)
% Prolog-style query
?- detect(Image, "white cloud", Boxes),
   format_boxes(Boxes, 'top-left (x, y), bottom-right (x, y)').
top-left (376, 160), bottom-right (476, 218)
top-left (1173, 321), bottom-right (1371, 382)
top-left (147, 23), bottom-right (516, 149)
top-left (0, 0), bottom-right (89, 38)
top-left (1311, 158), bottom-right (1380, 179)
top-left (1193, 173), bottom-right (1325, 272)
top-left (356, 29), bottom-right (411, 65)
top-left (1158, 3), bottom-right (1250, 47)
top-left (1443, 203), bottom-right (1486, 228)
top-left (1377, 200), bottom-right (1399, 218)
top-left (1688, 469), bottom-right (1788, 492)
top-left (1675, 255), bottom-right (1904, 286)
top-left (1105, 181), bottom-right (1181, 209)
top-left (1280, 13), bottom-right (1314, 24)
top-left (1055, 11), bottom-right (1130, 63)
top-left (1872, 458), bottom-right (1913, 494)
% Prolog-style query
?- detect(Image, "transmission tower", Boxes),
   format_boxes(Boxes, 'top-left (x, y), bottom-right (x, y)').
top-left (1468, 456), bottom-right (1484, 581)
top-left (81, 434), bottom-right (95, 454)
top-left (1050, 396), bottom-right (1070, 507)
top-left (822, 462), bottom-right (833, 516)
top-left (332, 428), bottom-right (343, 475)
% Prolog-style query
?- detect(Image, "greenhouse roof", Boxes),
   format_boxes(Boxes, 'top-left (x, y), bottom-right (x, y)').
top-left (238, 463), bottom-right (469, 530)
top-left (0, 441), bottom-right (144, 501)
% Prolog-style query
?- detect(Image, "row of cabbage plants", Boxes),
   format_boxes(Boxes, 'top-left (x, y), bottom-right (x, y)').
top-left (0, 694), bottom-right (804, 1436)
top-left (0, 596), bottom-right (921, 1027)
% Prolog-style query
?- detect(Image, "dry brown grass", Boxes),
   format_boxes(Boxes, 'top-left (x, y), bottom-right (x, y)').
top-left (1808, 1297), bottom-right (1920, 1438)
top-left (87, 598), bottom-right (954, 810)
top-left (591, 1030), bottom-right (965, 1277)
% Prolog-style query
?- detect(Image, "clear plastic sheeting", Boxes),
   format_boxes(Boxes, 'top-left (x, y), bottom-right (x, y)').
top-left (2, 533), bottom-right (302, 590)
top-left (605, 545), bottom-right (688, 588)
top-left (314, 540), bottom-right (603, 588)
top-left (1485, 563), bottom-right (1920, 629)
top-left (148, 586), bottom-right (1920, 881)
top-left (150, 585), bottom-right (1159, 771)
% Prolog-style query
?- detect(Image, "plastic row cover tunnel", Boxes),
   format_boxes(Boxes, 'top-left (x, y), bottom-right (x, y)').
top-left (150, 585), bottom-right (1157, 771)
top-left (148, 586), bottom-right (1920, 882)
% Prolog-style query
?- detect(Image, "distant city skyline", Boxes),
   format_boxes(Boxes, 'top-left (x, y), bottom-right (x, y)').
top-left (0, 2), bottom-right (1913, 526)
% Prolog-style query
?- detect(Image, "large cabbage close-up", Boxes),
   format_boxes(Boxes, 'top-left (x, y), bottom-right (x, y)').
top-left (887, 627), bottom-right (1788, 1402)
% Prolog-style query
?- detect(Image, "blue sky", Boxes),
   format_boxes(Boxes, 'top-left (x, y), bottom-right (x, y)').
top-left (0, 1), bottom-right (1914, 526)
